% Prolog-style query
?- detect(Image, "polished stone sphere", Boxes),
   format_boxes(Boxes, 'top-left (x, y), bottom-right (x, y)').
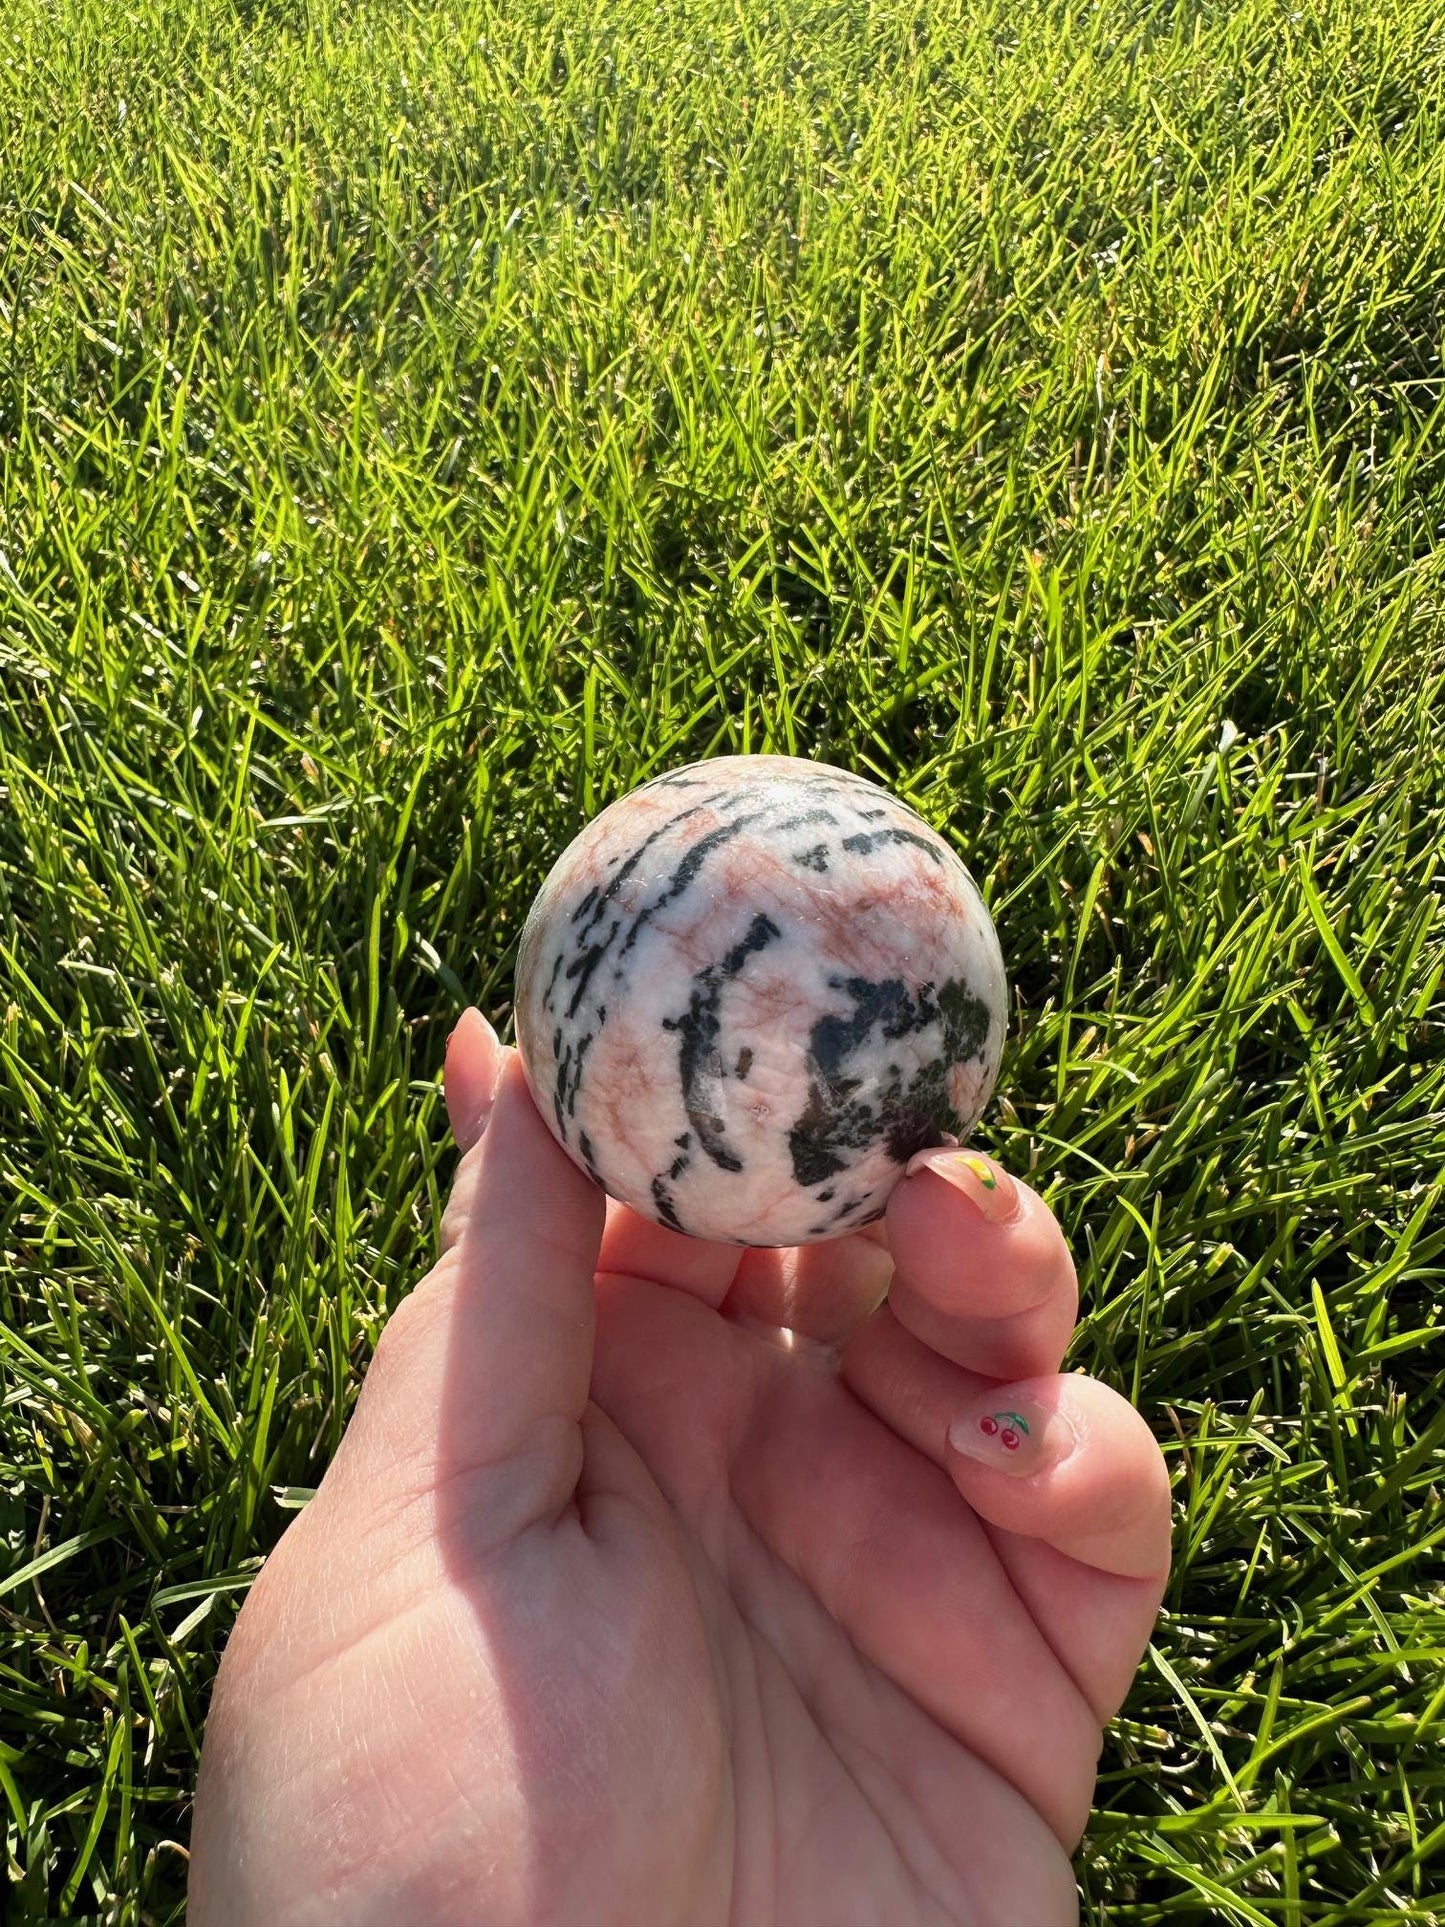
top-left (514, 755), bottom-right (1007, 1247)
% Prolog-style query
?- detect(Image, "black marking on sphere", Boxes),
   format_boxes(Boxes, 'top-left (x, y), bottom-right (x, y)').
top-left (553, 1027), bottom-right (594, 1128)
top-left (841, 827), bottom-right (944, 865)
top-left (618, 813), bottom-right (762, 958)
top-left (556, 803), bottom-right (708, 1018)
top-left (651, 1174), bottom-right (685, 1232)
top-left (578, 1131), bottom-right (602, 1182)
top-left (635, 770), bottom-right (714, 796)
top-left (662, 911), bottom-right (782, 1173)
top-left (773, 807), bottom-right (839, 834)
top-left (787, 973), bottom-right (992, 1189)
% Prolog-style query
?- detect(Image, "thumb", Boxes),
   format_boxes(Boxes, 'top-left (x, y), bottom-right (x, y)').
top-left (336, 1023), bottom-right (606, 1534)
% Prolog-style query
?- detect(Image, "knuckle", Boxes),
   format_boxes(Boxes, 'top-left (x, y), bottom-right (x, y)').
top-left (438, 1139), bottom-right (487, 1253)
top-left (368, 1266), bottom-right (447, 1377)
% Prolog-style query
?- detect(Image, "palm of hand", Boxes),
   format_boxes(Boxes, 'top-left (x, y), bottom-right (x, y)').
top-left (192, 1021), bottom-right (1170, 1927)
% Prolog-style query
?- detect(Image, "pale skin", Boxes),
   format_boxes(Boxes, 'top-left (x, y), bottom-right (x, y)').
top-left (190, 1009), bottom-right (1172, 1927)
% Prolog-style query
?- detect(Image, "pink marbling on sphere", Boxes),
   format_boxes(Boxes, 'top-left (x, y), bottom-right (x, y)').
top-left (514, 755), bottom-right (1007, 1247)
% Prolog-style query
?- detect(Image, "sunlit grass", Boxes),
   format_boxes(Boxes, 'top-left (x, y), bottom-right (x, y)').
top-left (2, 0), bottom-right (1443, 1917)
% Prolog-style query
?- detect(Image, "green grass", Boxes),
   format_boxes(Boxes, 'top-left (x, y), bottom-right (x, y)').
top-left (2, 0), bottom-right (1444, 1916)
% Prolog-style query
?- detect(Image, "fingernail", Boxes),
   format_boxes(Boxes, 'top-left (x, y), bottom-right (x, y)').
top-left (947, 1397), bottom-right (1071, 1476)
top-left (448, 1007), bottom-right (500, 1055)
top-left (903, 1148), bottom-right (1019, 1225)
top-left (445, 1009), bottom-right (505, 1148)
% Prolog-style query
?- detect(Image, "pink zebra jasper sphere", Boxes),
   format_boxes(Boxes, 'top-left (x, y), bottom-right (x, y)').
top-left (514, 755), bottom-right (1007, 1247)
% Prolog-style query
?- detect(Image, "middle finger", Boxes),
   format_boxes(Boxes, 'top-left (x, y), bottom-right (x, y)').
top-left (882, 1148), bottom-right (1079, 1380)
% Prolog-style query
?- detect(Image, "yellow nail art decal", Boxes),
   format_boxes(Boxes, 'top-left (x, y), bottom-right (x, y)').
top-left (904, 1147), bottom-right (1019, 1224)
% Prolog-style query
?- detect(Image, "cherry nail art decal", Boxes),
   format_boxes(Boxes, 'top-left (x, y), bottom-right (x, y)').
top-left (950, 1399), bottom-right (1064, 1473)
top-left (979, 1410), bottom-right (1030, 1451)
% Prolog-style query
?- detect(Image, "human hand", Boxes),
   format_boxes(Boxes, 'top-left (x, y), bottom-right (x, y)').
top-left (190, 1008), bottom-right (1171, 1926)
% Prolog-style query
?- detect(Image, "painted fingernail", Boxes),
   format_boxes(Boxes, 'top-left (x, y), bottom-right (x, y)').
top-left (947, 1397), bottom-right (1070, 1476)
top-left (903, 1148), bottom-right (1019, 1225)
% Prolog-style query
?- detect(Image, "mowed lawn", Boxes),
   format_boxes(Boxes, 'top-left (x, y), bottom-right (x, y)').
top-left (2, 0), bottom-right (1444, 1917)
